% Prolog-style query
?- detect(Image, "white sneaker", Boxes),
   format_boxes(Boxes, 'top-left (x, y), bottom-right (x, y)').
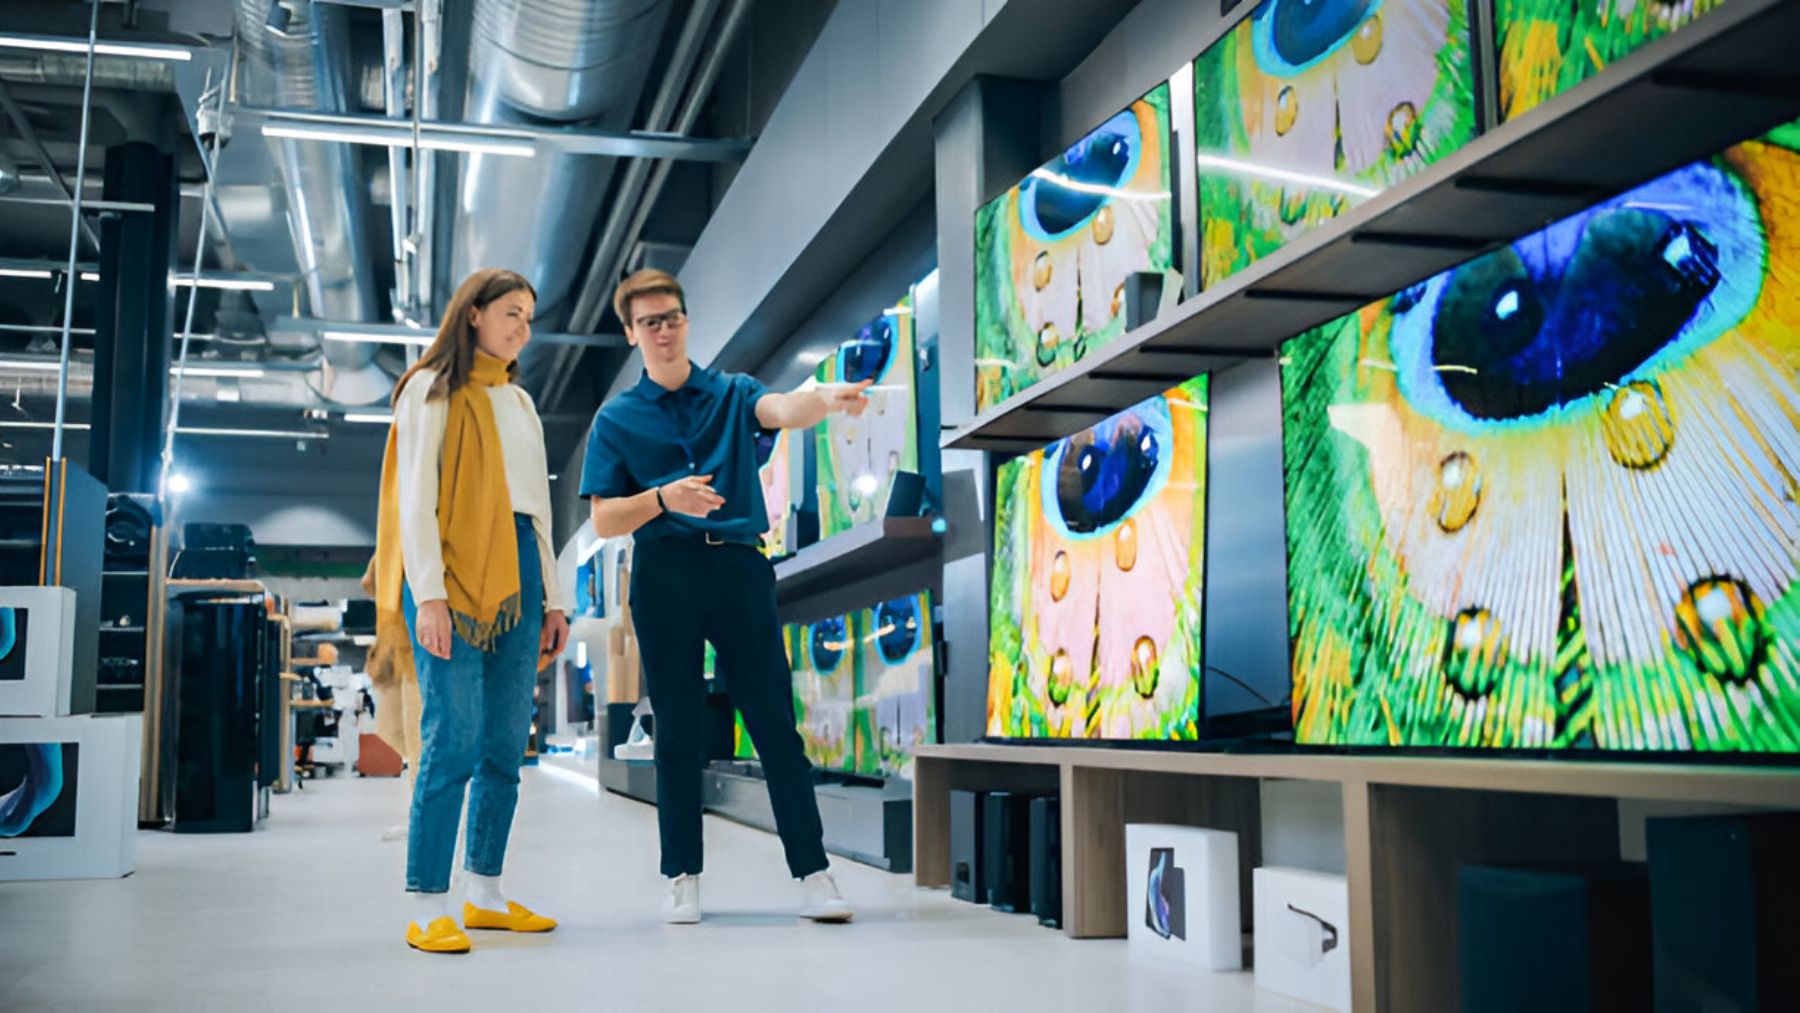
top-left (664, 874), bottom-right (701, 925)
top-left (798, 871), bottom-right (853, 923)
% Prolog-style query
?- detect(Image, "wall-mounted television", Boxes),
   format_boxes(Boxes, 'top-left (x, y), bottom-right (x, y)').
top-left (856, 591), bottom-right (936, 778)
top-left (755, 427), bottom-right (798, 556)
top-left (1281, 119), bottom-right (1800, 752)
top-left (815, 303), bottom-right (922, 539)
top-left (1495, 0), bottom-right (1727, 122)
top-left (1192, 0), bottom-right (1477, 289)
top-left (988, 377), bottom-right (1209, 741)
top-left (975, 83), bottom-right (1178, 414)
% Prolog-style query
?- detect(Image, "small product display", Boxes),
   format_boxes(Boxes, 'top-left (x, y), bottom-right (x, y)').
top-left (988, 378), bottom-right (1208, 740)
top-left (815, 303), bottom-right (922, 538)
top-left (0, 587), bottom-right (76, 718)
top-left (0, 714), bottom-right (140, 881)
top-left (975, 83), bottom-right (1177, 413)
top-left (855, 591), bottom-right (936, 779)
top-left (1282, 120), bottom-right (1800, 751)
top-left (1192, 0), bottom-right (1477, 289)
top-left (1254, 866), bottom-right (1350, 1010)
top-left (1495, 0), bottom-right (1728, 122)
top-left (1124, 823), bottom-right (1242, 970)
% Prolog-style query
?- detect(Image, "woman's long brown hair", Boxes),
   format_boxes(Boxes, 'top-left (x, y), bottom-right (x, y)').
top-left (392, 268), bottom-right (536, 404)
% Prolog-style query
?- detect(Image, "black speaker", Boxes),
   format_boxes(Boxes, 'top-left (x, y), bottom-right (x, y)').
top-left (1458, 863), bottom-right (1652, 1013)
top-left (950, 789), bottom-right (985, 903)
top-left (1029, 795), bottom-right (1062, 928)
top-left (1647, 811), bottom-right (1800, 1012)
top-left (984, 791), bottom-right (1033, 912)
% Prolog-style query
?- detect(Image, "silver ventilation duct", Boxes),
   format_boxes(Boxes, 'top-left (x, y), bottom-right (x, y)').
top-left (234, 0), bottom-right (385, 402)
top-left (453, 0), bottom-right (674, 385)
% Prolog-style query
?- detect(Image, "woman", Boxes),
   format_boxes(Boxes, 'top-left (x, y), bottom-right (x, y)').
top-left (373, 268), bottom-right (572, 954)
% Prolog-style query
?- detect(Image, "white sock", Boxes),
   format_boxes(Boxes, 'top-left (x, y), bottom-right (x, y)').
top-left (411, 891), bottom-right (450, 927)
top-left (466, 871), bottom-right (507, 912)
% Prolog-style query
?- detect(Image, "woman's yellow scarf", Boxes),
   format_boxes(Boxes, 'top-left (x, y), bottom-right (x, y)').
top-left (374, 351), bottom-right (521, 653)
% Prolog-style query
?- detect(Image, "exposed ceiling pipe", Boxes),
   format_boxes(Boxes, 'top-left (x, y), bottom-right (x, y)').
top-left (380, 6), bottom-right (411, 314)
top-left (542, 0), bottom-right (750, 413)
top-left (0, 77), bottom-right (102, 252)
top-left (451, 0), bottom-right (675, 393)
top-left (234, 0), bottom-right (385, 402)
top-left (537, 0), bottom-right (720, 407)
top-left (409, 0), bottom-right (440, 325)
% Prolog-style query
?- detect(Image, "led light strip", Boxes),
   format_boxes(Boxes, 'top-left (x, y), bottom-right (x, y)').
top-left (0, 34), bottom-right (192, 62)
top-left (321, 329), bottom-right (434, 347)
top-left (342, 412), bottom-right (395, 424)
top-left (261, 123), bottom-right (536, 159)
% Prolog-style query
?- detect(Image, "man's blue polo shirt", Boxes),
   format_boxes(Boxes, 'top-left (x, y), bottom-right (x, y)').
top-left (580, 362), bottom-right (772, 543)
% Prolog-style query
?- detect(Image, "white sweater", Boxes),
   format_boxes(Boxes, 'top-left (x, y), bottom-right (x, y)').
top-left (393, 368), bottom-right (572, 615)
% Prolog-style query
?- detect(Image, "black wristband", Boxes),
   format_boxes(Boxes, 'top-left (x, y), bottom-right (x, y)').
top-left (654, 486), bottom-right (667, 514)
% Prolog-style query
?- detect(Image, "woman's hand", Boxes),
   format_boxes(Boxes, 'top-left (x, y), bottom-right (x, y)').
top-left (416, 599), bottom-right (454, 660)
top-left (660, 474), bottom-right (725, 517)
top-left (541, 609), bottom-right (570, 661)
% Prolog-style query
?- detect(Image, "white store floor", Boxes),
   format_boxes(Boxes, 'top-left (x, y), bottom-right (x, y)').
top-left (0, 757), bottom-right (1322, 1013)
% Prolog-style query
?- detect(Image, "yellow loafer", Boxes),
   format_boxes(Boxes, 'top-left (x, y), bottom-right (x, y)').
top-left (463, 900), bottom-right (557, 933)
top-left (406, 916), bottom-right (472, 954)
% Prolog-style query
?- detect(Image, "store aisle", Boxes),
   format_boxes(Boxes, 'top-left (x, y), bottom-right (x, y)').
top-left (0, 762), bottom-right (1317, 1013)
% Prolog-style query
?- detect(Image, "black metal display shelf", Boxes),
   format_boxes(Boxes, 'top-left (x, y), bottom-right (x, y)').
top-left (943, 0), bottom-right (1800, 452)
top-left (771, 516), bottom-right (942, 602)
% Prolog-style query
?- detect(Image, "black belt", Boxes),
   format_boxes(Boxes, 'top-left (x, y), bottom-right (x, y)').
top-left (644, 530), bottom-right (762, 549)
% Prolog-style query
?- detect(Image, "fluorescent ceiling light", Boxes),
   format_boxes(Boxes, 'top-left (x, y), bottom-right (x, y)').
top-left (0, 358), bottom-right (62, 372)
top-left (321, 329), bottom-right (433, 347)
top-left (176, 425), bottom-right (327, 440)
top-left (172, 276), bottom-right (278, 292)
top-left (0, 268), bottom-right (53, 280)
top-left (0, 34), bottom-right (192, 62)
top-left (171, 365), bottom-right (266, 379)
top-left (0, 420), bottom-right (90, 430)
top-left (1194, 154), bottom-right (1381, 200)
top-left (80, 272), bottom-right (100, 283)
top-left (262, 122), bottom-right (536, 159)
top-left (342, 412), bottom-right (394, 424)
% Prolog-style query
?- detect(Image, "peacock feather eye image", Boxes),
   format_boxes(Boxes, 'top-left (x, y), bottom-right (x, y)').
top-left (1281, 121), bottom-right (1800, 752)
top-left (792, 614), bottom-right (860, 771)
top-left (974, 84), bottom-right (1176, 414)
top-left (1193, 0), bottom-right (1477, 289)
top-left (1496, 0), bottom-right (1729, 122)
top-left (856, 592), bottom-right (937, 779)
top-left (814, 304), bottom-right (921, 539)
top-left (987, 377), bottom-right (1207, 741)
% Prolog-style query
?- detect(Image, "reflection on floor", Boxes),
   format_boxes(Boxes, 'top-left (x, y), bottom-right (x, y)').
top-left (0, 755), bottom-right (1319, 1013)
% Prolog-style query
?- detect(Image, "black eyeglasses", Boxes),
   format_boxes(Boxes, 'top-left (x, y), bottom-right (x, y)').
top-left (634, 309), bottom-right (687, 333)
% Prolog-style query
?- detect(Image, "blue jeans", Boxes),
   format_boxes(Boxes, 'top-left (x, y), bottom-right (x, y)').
top-left (402, 515), bottom-right (544, 894)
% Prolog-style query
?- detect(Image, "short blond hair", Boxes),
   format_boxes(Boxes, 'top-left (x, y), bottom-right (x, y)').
top-left (613, 268), bottom-right (686, 329)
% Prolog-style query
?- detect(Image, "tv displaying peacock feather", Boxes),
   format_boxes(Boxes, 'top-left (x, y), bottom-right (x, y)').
top-left (856, 591), bottom-right (936, 778)
top-left (816, 305), bottom-right (921, 538)
top-left (1281, 120), bottom-right (1800, 752)
top-left (790, 616), bottom-right (858, 770)
top-left (975, 83), bottom-right (1176, 414)
top-left (987, 377), bottom-right (1209, 740)
top-left (755, 427), bottom-right (796, 556)
top-left (1192, 0), bottom-right (1476, 289)
top-left (1495, 0), bottom-right (1727, 122)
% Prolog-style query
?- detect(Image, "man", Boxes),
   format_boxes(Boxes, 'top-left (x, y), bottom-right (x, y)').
top-left (581, 268), bottom-right (870, 924)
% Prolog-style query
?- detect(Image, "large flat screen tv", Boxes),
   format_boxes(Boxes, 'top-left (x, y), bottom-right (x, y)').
top-left (1281, 119), bottom-right (1800, 752)
top-left (987, 377), bottom-right (1209, 741)
top-left (1192, 0), bottom-right (1477, 289)
top-left (1495, 0), bottom-right (1728, 122)
top-left (975, 83), bottom-right (1177, 414)
top-left (791, 616), bottom-right (858, 770)
top-left (815, 302), bottom-right (921, 538)
top-left (856, 591), bottom-right (936, 778)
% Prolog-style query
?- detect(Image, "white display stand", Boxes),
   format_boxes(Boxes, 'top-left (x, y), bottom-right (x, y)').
top-left (1254, 866), bottom-right (1351, 1011)
top-left (0, 586), bottom-right (77, 718)
top-left (0, 713), bottom-right (141, 880)
top-left (1124, 823), bottom-right (1241, 970)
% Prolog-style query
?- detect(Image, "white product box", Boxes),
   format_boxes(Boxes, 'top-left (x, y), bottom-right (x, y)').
top-left (0, 713), bottom-right (141, 880)
top-left (1254, 866), bottom-right (1351, 1011)
top-left (1124, 823), bottom-right (1242, 970)
top-left (0, 586), bottom-right (77, 718)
